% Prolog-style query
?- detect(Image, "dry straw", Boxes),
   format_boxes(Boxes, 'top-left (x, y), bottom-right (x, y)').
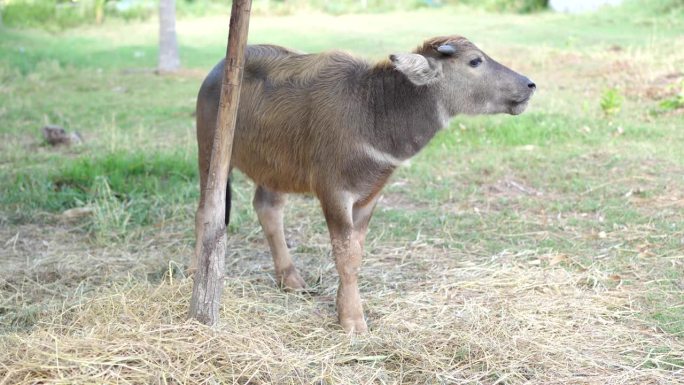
top-left (1, 223), bottom-right (682, 384)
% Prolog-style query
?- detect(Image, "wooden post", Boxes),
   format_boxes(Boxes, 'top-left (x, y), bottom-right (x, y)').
top-left (189, 0), bottom-right (252, 326)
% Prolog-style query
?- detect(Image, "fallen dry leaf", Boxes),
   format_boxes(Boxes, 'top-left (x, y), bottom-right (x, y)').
top-left (61, 207), bottom-right (95, 219)
top-left (549, 254), bottom-right (568, 266)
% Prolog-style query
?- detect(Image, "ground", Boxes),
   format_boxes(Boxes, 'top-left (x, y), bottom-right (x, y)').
top-left (1, 3), bottom-right (683, 384)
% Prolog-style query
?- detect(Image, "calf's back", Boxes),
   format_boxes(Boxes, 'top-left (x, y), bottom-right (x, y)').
top-left (196, 44), bottom-right (375, 197)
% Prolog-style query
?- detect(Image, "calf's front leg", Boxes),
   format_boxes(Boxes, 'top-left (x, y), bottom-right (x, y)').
top-left (321, 192), bottom-right (367, 333)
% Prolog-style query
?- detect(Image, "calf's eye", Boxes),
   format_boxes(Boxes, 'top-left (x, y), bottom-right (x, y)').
top-left (469, 58), bottom-right (483, 68)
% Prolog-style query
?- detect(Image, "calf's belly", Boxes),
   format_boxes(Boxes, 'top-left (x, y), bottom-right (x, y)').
top-left (232, 151), bottom-right (313, 194)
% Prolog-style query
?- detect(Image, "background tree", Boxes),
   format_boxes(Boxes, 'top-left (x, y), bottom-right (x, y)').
top-left (158, 0), bottom-right (180, 72)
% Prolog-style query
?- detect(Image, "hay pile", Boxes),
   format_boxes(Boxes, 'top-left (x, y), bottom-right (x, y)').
top-left (2, 249), bottom-right (681, 384)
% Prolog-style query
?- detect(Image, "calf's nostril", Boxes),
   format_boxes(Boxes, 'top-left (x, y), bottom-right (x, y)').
top-left (528, 82), bottom-right (536, 89)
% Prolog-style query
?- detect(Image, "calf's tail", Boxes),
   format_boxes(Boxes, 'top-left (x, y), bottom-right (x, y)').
top-left (225, 173), bottom-right (232, 226)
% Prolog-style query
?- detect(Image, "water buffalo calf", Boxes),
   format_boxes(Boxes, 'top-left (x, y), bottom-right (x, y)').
top-left (195, 35), bottom-right (536, 332)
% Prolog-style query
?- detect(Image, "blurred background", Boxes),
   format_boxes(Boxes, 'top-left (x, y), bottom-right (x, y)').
top-left (2, 0), bottom-right (681, 29)
top-left (0, 0), bottom-right (682, 383)
top-left (1, 0), bottom-right (550, 29)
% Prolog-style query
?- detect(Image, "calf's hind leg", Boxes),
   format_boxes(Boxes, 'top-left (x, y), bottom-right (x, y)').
top-left (253, 185), bottom-right (306, 290)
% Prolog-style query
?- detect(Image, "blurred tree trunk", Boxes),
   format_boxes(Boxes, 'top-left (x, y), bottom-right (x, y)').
top-left (159, 0), bottom-right (180, 73)
top-left (95, 0), bottom-right (105, 24)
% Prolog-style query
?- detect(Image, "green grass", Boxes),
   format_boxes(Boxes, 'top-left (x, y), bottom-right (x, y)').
top-left (1, 150), bottom-right (197, 221)
top-left (0, 1), bottom-right (683, 382)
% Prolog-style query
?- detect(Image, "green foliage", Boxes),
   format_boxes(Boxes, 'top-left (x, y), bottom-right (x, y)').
top-left (249, 0), bottom-right (549, 15)
top-left (89, 176), bottom-right (133, 240)
top-left (600, 88), bottom-right (623, 118)
top-left (5, 0), bottom-right (684, 31)
top-left (105, 0), bottom-right (155, 21)
top-left (1, 151), bottom-right (198, 227)
top-left (637, 0), bottom-right (684, 15)
top-left (249, 0), bottom-right (438, 16)
top-left (444, 113), bottom-right (580, 148)
top-left (1, 0), bottom-right (55, 28)
top-left (659, 80), bottom-right (684, 112)
top-left (0, 0), bottom-right (153, 29)
top-left (451, 0), bottom-right (548, 14)
top-left (660, 94), bottom-right (684, 111)
top-left (51, 151), bottom-right (194, 201)
top-left (175, 0), bottom-right (225, 17)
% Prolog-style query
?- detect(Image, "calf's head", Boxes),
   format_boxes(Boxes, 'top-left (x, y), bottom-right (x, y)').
top-left (390, 35), bottom-right (536, 115)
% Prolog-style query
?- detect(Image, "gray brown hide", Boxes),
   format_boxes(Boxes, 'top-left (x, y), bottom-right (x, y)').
top-left (195, 36), bottom-right (536, 332)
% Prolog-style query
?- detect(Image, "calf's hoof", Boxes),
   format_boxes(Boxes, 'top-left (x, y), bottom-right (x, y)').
top-left (277, 266), bottom-right (306, 291)
top-left (340, 317), bottom-right (368, 334)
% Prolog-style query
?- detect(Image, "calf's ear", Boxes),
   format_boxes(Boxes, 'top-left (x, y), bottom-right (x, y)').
top-left (389, 53), bottom-right (442, 86)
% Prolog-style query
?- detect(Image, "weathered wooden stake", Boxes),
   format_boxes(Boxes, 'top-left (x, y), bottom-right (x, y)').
top-left (189, 0), bottom-right (252, 325)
